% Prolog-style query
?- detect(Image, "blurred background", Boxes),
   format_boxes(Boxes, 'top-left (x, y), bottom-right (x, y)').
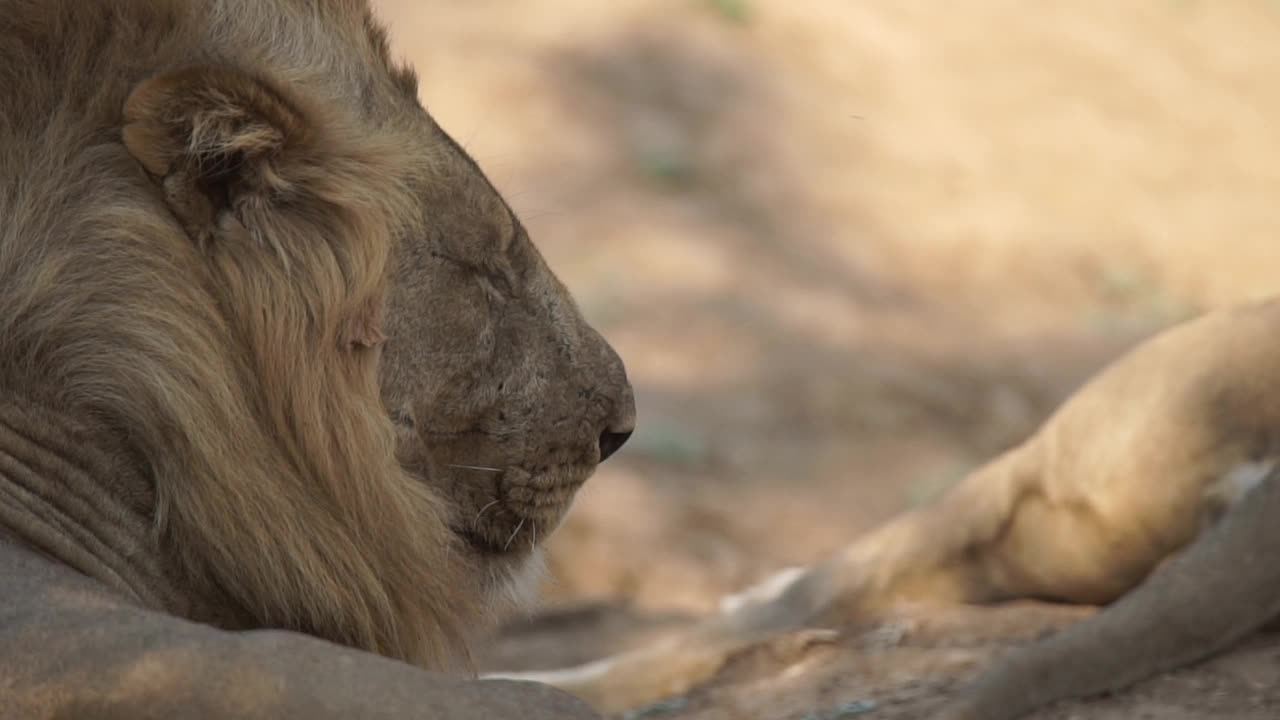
top-left (372, 1), bottom-right (1280, 715)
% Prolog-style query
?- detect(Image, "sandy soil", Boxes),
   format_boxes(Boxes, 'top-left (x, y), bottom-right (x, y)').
top-left (372, 1), bottom-right (1280, 717)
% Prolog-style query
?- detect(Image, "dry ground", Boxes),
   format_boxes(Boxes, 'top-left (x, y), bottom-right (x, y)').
top-left (373, 1), bottom-right (1280, 717)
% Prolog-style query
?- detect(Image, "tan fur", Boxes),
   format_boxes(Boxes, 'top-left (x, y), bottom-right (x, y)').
top-left (504, 299), bottom-right (1280, 715)
top-left (0, 0), bottom-right (633, 681)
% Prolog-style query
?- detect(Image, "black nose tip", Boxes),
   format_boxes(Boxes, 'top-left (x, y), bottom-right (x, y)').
top-left (598, 430), bottom-right (632, 463)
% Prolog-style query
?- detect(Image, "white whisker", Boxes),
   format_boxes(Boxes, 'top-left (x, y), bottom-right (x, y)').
top-left (473, 499), bottom-right (500, 530)
top-left (503, 518), bottom-right (526, 552)
top-left (447, 464), bottom-right (504, 473)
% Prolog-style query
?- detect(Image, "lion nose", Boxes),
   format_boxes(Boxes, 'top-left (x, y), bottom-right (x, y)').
top-left (596, 342), bottom-right (636, 463)
top-left (598, 429), bottom-right (633, 462)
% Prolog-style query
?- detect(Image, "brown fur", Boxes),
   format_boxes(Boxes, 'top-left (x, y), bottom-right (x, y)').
top-left (0, 0), bottom-right (632, 684)
top-left (503, 300), bottom-right (1280, 716)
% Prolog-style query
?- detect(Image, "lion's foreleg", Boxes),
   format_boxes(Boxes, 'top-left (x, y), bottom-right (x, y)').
top-left (938, 466), bottom-right (1280, 720)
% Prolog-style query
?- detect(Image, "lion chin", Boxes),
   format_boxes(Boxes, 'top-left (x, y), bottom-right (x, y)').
top-left (402, 431), bottom-right (608, 559)
top-left (450, 464), bottom-right (598, 558)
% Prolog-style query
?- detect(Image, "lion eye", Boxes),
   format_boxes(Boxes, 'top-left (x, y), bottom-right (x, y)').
top-left (427, 248), bottom-right (513, 299)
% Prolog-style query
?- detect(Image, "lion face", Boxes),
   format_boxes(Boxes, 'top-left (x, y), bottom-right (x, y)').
top-left (380, 128), bottom-right (635, 561)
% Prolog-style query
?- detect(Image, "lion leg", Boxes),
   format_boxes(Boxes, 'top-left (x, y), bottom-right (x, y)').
top-left (506, 435), bottom-right (1210, 713)
top-left (938, 466), bottom-right (1280, 720)
top-left (806, 442), bottom-right (1052, 618)
top-left (490, 446), bottom-right (1045, 713)
top-left (484, 591), bottom-right (842, 713)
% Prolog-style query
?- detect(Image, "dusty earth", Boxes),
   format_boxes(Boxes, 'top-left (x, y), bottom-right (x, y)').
top-left (373, 1), bottom-right (1280, 717)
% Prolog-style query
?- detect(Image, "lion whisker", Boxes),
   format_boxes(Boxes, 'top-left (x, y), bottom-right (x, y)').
top-left (447, 464), bottom-right (503, 473)
top-left (503, 518), bottom-right (526, 552)
top-left (473, 499), bottom-right (500, 530)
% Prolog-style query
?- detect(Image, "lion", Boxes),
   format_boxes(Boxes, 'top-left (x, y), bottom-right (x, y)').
top-left (0, 0), bottom-right (632, 717)
top-left (499, 299), bottom-right (1280, 718)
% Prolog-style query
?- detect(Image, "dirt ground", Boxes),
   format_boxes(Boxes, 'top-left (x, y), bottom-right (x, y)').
top-left (372, 1), bottom-right (1280, 717)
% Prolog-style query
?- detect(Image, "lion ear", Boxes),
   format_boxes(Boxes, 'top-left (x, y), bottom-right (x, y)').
top-left (122, 65), bottom-right (312, 236)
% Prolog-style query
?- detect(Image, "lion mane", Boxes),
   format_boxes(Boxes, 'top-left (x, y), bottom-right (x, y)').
top-left (0, 0), bottom-right (496, 670)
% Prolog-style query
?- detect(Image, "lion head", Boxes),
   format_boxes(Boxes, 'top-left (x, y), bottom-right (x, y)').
top-left (0, 0), bottom-right (632, 671)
